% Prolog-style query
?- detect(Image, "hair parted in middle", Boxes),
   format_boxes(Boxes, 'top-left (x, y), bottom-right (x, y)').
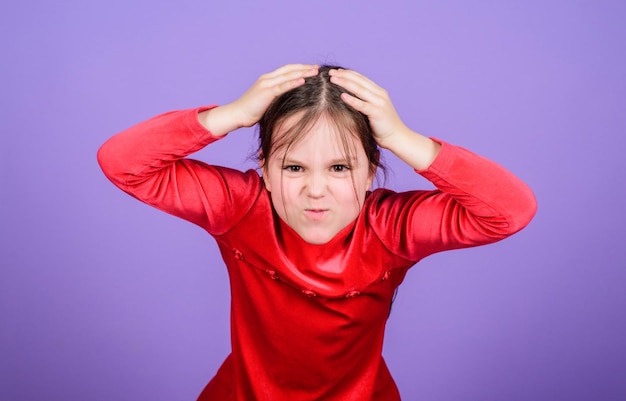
top-left (257, 65), bottom-right (386, 182)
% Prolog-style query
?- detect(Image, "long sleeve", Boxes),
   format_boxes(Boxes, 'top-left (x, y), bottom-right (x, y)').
top-left (369, 139), bottom-right (537, 260)
top-left (97, 106), bottom-right (263, 235)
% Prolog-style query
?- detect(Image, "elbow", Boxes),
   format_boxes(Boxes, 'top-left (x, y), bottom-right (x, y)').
top-left (507, 187), bottom-right (538, 235)
top-left (96, 142), bottom-right (107, 171)
top-left (96, 141), bottom-right (113, 178)
top-left (96, 139), bottom-right (125, 187)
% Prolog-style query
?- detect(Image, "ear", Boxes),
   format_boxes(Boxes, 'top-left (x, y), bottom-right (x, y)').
top-left (260, 158), bottom-right (272, 192)
top-left (366, 168), bottom-right (376, 189)
top-left (366, 150), bottom-right (379, 189)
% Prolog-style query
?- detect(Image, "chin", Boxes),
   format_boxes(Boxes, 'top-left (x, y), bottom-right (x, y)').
top-left (299, 230), bottom-right (334, 245)
top-left (302, 236), bottom-right (332, 245)
top-left (304, 238), bottom-right (331, 245)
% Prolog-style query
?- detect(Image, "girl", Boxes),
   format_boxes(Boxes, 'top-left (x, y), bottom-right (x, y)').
top-left (98, 64), bottom-right (537, 400)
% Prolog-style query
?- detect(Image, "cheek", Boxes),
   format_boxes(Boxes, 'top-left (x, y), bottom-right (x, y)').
top-left (334, 181), bottom-right (363, 209)
top-left (283, 185), bottom-right (304, 216)
top-left (268, 177), bottom-right (300, 215)
top-left (352, 172), bottom-right (373, 200)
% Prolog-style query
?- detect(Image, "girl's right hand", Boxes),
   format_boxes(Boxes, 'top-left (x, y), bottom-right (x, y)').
top-left (232, 64), bottom-right (319, 128)
top-left (199, 64), bottom-right (319, 136)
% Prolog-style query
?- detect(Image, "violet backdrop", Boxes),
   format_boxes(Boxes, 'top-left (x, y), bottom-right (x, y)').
top-left (1, 0), bottom-right (625, 400)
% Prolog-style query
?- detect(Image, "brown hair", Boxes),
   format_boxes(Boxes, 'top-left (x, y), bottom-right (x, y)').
top-left (257, 65), bottom-right (386, 183)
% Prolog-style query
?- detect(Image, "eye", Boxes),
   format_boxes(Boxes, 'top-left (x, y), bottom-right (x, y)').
top-left (331, 165), bottom-right (351, 173)
top-left (283, 165), bottom-right (303, 173)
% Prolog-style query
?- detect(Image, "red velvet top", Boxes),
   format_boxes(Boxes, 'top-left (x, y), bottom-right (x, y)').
top-left (97, 106), bottom-right (537, 400)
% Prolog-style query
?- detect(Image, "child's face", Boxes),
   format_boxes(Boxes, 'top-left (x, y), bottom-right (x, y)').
top-left (262, 114), bottom-right (374, 245)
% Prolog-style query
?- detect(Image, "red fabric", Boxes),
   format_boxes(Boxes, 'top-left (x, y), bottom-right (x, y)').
top-left (97, 106), bottom-right (537, 400)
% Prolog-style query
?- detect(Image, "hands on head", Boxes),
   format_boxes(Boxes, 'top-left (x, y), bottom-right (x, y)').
top-left (232, 64), bottom-right (320, 128)
top-left (200, 64), bottom-right (406, 144)
top-left (327, 68), bottom-right (408, 150)
top-left (199, 63), bottom-right (439, 170)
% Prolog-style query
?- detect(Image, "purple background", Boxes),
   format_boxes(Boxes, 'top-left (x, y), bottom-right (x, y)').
top-left (2, 1), bottom-right (625, 400)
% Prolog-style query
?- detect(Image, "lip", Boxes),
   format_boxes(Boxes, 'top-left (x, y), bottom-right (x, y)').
top-left (304, 209), bottom-right (329, 221)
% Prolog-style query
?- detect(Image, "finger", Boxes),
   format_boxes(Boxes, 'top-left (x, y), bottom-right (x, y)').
top-left (262, 66), bottom-right (318, 87)
top-left (275, 76), bottom-right (307, 94)
top-left (266, 64), bottom-right (319, 79)
top-left (329, 68), bottom-right (384, 97)
top-left (339, 92), bottom-right (372, 115)
top-left (255, 65), bottom-right (317, 90)
top-left (329, 75), bottom-right (385, 106)
top-left (328, 68), bottom-right (371, 85)
top-left (330, 76), bottom-right (381, 107)
top-left (263, 67), bottom-right (319, 94)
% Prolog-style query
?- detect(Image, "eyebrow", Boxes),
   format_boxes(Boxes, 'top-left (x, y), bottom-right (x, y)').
top-left (281, 157), bottom-right (356, 166)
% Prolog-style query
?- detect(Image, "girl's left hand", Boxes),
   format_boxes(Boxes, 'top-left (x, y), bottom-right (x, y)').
top-left (328, 68), bottom-right (407, 149)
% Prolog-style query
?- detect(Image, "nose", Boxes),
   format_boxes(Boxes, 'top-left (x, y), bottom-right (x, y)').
top-left (306, 171), bottom-right (327, 198)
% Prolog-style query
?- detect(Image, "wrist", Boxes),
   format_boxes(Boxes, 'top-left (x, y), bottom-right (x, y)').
top-left (383, 128), bottom-right (441, 171)
top-left (377, 125), bottom-right (413, 150)
top-left (198, 104), bottom-right (243, 137)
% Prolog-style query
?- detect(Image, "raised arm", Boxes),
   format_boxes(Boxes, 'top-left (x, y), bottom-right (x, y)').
top-left (329, 68), bottom-right (537, 257)
top-left (198, 64), bottom-right (319, 136)
top-left (329, 68), bottom-right (441, 170)
top-left (97, 64), bottom-right (319, 233)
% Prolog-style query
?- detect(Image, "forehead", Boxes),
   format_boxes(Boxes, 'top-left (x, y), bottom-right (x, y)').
top-left (271, 113), bottom-right (363, 159)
